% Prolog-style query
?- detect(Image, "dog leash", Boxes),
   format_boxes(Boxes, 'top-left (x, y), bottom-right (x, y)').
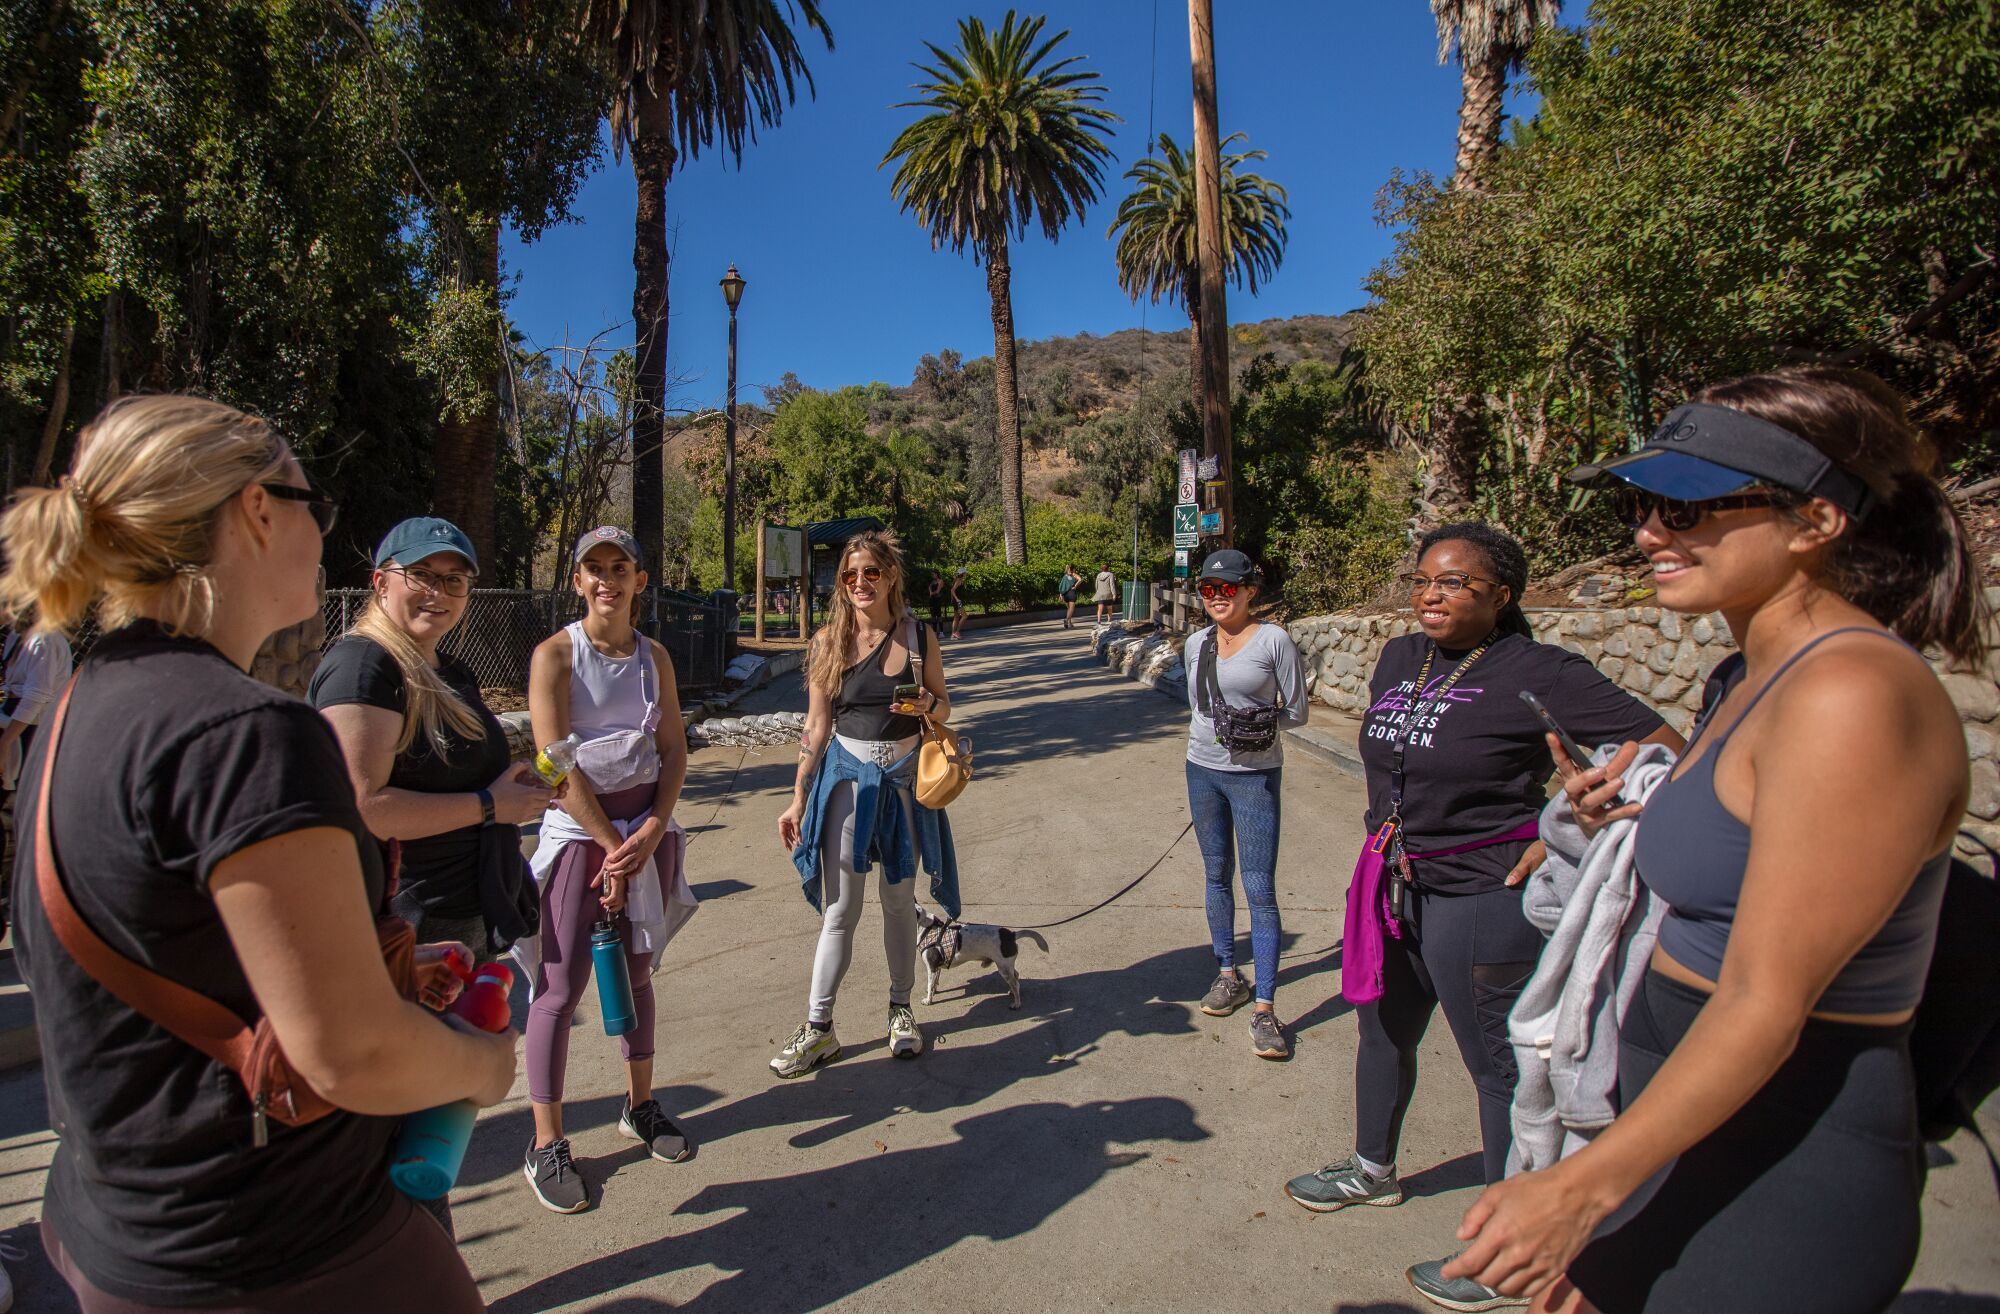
top-left (1010, 819), bottom-right (1195, 931)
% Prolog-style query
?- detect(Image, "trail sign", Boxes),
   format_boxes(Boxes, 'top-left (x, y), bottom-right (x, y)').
top-left (1199, 510), bottom-right (1223, 537)
top-left (1173, 503), bottom-right (1199, 547)
top-left (1174, 548), bottom-right (1190, 577)
top-left (1177, 449), bottom-right (1198, 505)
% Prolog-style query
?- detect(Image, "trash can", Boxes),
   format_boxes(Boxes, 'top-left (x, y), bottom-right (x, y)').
top-left (1120, 581), bottom-right (1149, 622)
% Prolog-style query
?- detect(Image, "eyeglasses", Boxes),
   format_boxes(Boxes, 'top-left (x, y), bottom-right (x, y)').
top-left (1197, 580), bottom-right (1240, 600)
top-left (386, 564), bottom-right (475, 598)
top-left (1400, 572), bottom-right (1496, 597)
top-left (261, 482), bottom-right (337, 535)
top-left (840, 566), bottom-right (886, 587)
top-left (1612, 487), bottom-right (1779, 532)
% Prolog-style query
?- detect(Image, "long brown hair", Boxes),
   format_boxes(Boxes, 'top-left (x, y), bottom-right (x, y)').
top-left (1695, 366), bottom-right (1989, 667)
top-left (807, 530), bottom-right (912, 697)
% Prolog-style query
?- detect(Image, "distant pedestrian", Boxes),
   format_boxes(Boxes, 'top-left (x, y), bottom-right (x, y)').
top-left (949, 565), bottom-right (969, 640)
top-left (926, 568), bottom-right (947, 637)
top-left (1093, 563), bottom-right (1117, 623)
top-left (1060, 564), bottom-right (1083, 629)
top-left (1182, 550), bottom-right (1308, 1059)
top-left (0, 620), bottom-right (72, 940)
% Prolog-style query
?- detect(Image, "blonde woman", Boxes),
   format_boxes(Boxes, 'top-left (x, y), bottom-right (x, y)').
top-left (4, 395), bottom-right (507, 1313)
top-left (311, 517), bottom-right (550, 956)
top-left (772, 529), bottom-right (959, 1078)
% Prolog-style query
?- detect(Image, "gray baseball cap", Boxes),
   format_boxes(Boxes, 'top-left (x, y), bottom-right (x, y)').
top-left (574, 525), bottom-right (642, 566)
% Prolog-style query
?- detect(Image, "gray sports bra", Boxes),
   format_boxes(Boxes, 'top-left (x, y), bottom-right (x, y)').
top-left (1634, 627), bottom-right (1950, 1014)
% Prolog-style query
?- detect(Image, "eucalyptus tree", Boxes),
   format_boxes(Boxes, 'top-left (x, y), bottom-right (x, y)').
top-left (581, 0), bottom-right (830, 573)
top-left (883, 10), bottom-right (1117, 565)
top-left (1108, 130), bottom-right (1289, 416)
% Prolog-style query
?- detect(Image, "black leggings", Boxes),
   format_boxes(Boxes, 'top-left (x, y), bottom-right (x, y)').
top-left (1352, 881), bottom-right (1540, 1184)
top-left (1567, 971), bottom-right (1922, 1314)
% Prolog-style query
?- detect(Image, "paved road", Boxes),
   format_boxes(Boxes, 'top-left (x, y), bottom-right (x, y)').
top-left (3, 616), bottom-right (1997, 1311)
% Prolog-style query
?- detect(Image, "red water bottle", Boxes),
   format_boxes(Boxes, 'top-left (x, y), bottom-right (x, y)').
top-left (390, 961), bottom-right (514, 1200)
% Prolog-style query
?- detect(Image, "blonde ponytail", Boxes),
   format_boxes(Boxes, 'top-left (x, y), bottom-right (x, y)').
top-left (349, 596), bottom-right (488, 756)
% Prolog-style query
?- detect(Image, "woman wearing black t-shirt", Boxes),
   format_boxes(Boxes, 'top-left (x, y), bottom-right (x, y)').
top-left (311, 516), bottom-right (550, 956)
top-left (1282, 524), bottom-right (1679, 1307)
top-left (2, 396), bottom-right (510, 1313)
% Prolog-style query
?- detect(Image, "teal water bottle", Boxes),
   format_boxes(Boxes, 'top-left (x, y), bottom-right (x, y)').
top-left (389, 962), bottom-right (514, 1200)
top-left (591, 918), bottom-right (637, 1037)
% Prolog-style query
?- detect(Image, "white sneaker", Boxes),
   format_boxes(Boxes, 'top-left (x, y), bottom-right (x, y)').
top-left (771, 1021), bottom-right (839, 1078)
top-left (0, 1239), bottom-right (21, 1314)
top-left (888, 1004), bottom-right (924, 1059)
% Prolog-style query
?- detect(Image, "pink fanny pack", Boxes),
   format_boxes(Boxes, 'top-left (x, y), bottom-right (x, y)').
top-left (1340, 820), bottom-right (1541, 1005)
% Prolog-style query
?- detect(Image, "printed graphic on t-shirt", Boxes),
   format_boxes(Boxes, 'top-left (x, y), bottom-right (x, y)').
top-left (1363, 672), bottom-right (1487, 752)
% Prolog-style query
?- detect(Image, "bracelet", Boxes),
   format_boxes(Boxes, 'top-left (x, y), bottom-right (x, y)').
top-left (475, 787), bottom-right (495, 826)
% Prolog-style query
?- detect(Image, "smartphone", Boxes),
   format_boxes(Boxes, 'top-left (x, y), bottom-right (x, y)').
top-left (893, 683), bottom-right (924, 710)
top-left (1518, 690), bottom-right (1595, 770)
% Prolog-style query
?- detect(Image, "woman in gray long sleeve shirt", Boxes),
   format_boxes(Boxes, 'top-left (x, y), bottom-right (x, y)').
top-left (1182, 550), bottom-right (1309, 1059)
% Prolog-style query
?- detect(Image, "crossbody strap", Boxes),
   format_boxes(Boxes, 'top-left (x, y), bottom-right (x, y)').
top-left (34, 677), bottom-right (260, 1076)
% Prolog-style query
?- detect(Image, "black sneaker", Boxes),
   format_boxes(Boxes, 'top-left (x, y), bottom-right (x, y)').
top-left (620, 1097), bottom-right (694, 1163)
top-left (523, 1135), bottom-right (588, 1213)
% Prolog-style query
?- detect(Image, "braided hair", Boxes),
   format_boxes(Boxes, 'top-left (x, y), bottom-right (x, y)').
top-left (1416, 521), bottom-right (1532, 639)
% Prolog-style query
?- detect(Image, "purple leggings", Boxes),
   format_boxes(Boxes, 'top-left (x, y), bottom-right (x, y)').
top-left (527, 784), bottom-right (657, 1104)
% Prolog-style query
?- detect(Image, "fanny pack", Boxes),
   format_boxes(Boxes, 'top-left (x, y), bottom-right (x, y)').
top-left (1198, 628), bottom-right (1284, 754)
top-left (573, 634), bottom-right (663, 794)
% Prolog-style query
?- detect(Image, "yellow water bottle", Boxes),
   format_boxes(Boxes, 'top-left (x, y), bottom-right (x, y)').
top-left (533, 733), bottom-right (583, 787)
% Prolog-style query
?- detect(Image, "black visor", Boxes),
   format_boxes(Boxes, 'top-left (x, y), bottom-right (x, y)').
top-left (1569, 402), bottom-right (1872, 518)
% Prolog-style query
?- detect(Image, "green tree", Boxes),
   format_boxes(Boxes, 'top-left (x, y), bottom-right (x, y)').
top-left (883, 10), bottom-right (1118, 564)
top-left (1430, 0), bottom-right (1562, 193)
top-left (581, 0), bottom-right (830, 569)
top-left (1107, 131), bottom-right (1289, 415)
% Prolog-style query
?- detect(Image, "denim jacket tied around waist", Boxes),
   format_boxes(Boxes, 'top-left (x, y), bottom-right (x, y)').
top-left (791, 736), bottom-right (961, 919)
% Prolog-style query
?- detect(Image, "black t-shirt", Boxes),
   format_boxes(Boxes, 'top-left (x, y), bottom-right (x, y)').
top-left (308, 636), bottom-right (509, 917)
top-left (12, 623), bottom-right (396, 1303)
top-left (1359, 630), bottom-right (1666, 893)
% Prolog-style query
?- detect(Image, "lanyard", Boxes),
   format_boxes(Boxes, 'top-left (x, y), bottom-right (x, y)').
top-left (1385, 632), bottom-right (1495, 836)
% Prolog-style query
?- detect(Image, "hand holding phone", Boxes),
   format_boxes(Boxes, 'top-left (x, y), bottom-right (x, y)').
top-left (894, 683), bottom-right (926, 714)
top-left (1518, 690), bottom-right (1594, 771)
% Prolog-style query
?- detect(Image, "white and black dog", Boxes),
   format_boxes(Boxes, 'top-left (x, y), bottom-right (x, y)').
top-left (915, 906), bottom-right (1048, 1009)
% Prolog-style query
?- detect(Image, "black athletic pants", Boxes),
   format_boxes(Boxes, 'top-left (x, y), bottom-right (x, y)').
top-left (1352, 880), bottom-right (1540, 1185)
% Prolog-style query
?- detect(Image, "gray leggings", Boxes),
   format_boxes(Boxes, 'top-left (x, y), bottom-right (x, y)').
top-left (808, 778), bottom-right (919, 1023)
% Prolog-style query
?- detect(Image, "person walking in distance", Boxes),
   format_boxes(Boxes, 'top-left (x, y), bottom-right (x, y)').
top-left (521, 527), bottom-right (693, 1214)
top-left (1182, 550), bottom-right (1309, 1059)
top-left (772, 529), bottom-right (960, 1079)
top-left (1446, 368), bottom-right (1984, 1314)
top-left (1060, 564), bottom-right (1083, 630)
top-left (1093, 563), bottom-right (1118, 625)
top-left (4, 395), bottom-right (508, 1313)
top-left (949, 565), bottom-right (969, 641)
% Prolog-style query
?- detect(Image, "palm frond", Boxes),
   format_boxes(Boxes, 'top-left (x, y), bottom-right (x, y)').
top-left (1106, 130), bottom-right (1291, 310)
top-left (1430, 0), bottom-right (1562, 69)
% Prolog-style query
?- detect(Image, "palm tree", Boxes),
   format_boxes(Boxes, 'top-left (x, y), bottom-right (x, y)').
top-left (1431, 0), bottom-right (1561, 192)
top-left (883, 11), bottom-right (1117, 565)
top-left (1108, 131), bottom-right (1289, 417)
top-left (582, 0), bottom-right (830, 574)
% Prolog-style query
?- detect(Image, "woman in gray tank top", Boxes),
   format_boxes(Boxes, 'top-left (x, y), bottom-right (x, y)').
top-left (1447, 368), bottom-right (1986, 1314)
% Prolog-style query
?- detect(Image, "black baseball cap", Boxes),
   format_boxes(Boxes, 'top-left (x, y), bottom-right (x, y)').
top-left (1197, 549), bottom-right (1259, 584)
top-left (1568, 402), bottom-right (1872, 518)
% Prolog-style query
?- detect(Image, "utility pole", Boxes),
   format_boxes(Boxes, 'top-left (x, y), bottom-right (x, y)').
top-left (1188, 0), bottom-right (1233, 547)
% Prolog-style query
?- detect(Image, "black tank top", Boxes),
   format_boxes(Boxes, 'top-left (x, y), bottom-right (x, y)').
top-left (833, 623), bottom-right (921, 741)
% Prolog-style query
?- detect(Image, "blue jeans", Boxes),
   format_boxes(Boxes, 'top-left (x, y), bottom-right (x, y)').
top-left (1185, 761), bottom-right (1283, 1002)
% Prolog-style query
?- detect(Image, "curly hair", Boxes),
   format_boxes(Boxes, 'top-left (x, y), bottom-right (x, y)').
top-left (1416, 521), bottom-right (1532, 639)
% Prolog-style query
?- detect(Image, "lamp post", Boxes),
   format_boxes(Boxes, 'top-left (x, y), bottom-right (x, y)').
top-left (720, 264), bottom-right (746, 590)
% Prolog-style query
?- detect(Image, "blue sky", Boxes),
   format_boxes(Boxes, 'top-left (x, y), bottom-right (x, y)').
top-left (503, 2), bottom-right (1509, 410)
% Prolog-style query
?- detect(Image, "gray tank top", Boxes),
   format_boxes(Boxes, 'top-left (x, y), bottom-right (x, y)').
top-left (1635, 627), bottom-right (1949, 1013)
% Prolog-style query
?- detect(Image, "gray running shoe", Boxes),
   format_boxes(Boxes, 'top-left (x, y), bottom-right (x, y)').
top-left (1199, 972), bottom-right (1253, 1016)
top-left (771, 1021), bottom-right (840, 1079)
top-left (620, 1097), bottom-right (693, 1163)
top-left (887, 1004), bottom-right (924, 1059)
top-left (1406, 1258), bottom-right (1528, 1311)
top-left (1248, 1009), bottom-right (1290, 1059)
top-left (1282, 1154), bottom-right (1404, 1213)
top-left (523, 1136), bottom-right (588, 1214)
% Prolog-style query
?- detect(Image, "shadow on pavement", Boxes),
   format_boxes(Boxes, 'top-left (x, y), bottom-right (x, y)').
top-left (1893, 1296), bottom-right (2000, 1312)
top-left (1400, 1151), bottom-right (1483, 1200)
top-left (485, 1096), bottom-right (1208, 1314)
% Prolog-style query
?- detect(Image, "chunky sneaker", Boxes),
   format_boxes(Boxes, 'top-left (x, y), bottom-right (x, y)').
top-left (1406, 1257), bottom-right (1528, 1311)
top-left (887, 1004), bottom-right (924, 1059)
top-left (1283, 1154), bottom-right (1404, 1213)
top-left (523, 1136), bottom-right (588, 1214)
top-left (771, 1021), bottom-right (840, 1078)
top-left (1248, 1009), bottom-right (1291, 1059)
top-left (620, 1097), bottom-right (694, 1163)
top-left (1199, 972), bottom-right (1253, 1016)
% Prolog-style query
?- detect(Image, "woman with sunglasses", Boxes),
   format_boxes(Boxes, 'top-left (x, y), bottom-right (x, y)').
top-left (1286, 522), bottom-right (1678, 1310)
top-left (1442, 369), bottom-right (1983, 1314)
top-left (312, 518), bottom-right (551, 959)
top-left (773, 530), bottom-right (958, 1079)
top-left (1182, 550), bottom-right (1309, 1058)
top-left (4, 396), bottom-right (508, 1312)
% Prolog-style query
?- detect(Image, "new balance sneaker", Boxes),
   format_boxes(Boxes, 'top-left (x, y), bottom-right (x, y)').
top-left (1199, 971), bottom-right (1253, 1016)
top-left (771, 1021), bottom-right (840, 1078)
top-left (620, 1097), bottom-right (694, 1163)
top-left (523, 1136), bottom-right (588, 1214)
top-left (1282, 1155), bottom-right (1404, 1212)
top-left (887, 1004), bottom-right (924, 1059)
top-left (1248, 1008), bottom-right (1291, 1059)
top-left (1406, 1257), bottom-right (1528, 1311)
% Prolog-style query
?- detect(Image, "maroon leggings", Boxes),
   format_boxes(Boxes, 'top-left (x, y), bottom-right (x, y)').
top-left (43, 1195), bottom-right (483, 1313)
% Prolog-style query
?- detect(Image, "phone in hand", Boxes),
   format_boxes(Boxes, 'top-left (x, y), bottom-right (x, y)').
top-left (894, 683), bottom-right (924, 712)
top-left (1519, 690), bottom-right (1596, 773)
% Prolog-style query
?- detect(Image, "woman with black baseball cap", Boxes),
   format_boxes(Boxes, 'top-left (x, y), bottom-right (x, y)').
top-left (1444, 367), bottom-right (1985, 1313)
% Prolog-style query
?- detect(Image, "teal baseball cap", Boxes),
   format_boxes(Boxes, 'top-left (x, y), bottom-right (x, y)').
top-left (374, 517), bottom-right (478, 572)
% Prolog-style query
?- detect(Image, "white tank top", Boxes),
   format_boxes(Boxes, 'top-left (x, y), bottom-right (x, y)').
top-left (565, 621), bottom-right (657, 741)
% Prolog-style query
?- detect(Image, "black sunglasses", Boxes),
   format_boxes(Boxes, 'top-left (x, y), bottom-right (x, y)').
top-left (261, 482), bottom-right (338, 536)
top-left (1612, 487), bottom-right (1777, 533)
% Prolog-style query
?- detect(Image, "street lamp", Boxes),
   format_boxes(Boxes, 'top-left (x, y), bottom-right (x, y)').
top-left (720, 264), bottom-right (746, 592)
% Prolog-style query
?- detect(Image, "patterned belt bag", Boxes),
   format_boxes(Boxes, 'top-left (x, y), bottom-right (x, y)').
top-left (1198, 630), bottom-right (1283, 753)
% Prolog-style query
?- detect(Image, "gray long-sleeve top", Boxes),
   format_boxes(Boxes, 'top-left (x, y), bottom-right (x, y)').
top-left (1183, 623), bottom-right (1309, 771)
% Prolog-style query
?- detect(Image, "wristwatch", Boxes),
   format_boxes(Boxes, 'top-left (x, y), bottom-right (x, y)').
top-left (475, 786), bottom-right (495, 826)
